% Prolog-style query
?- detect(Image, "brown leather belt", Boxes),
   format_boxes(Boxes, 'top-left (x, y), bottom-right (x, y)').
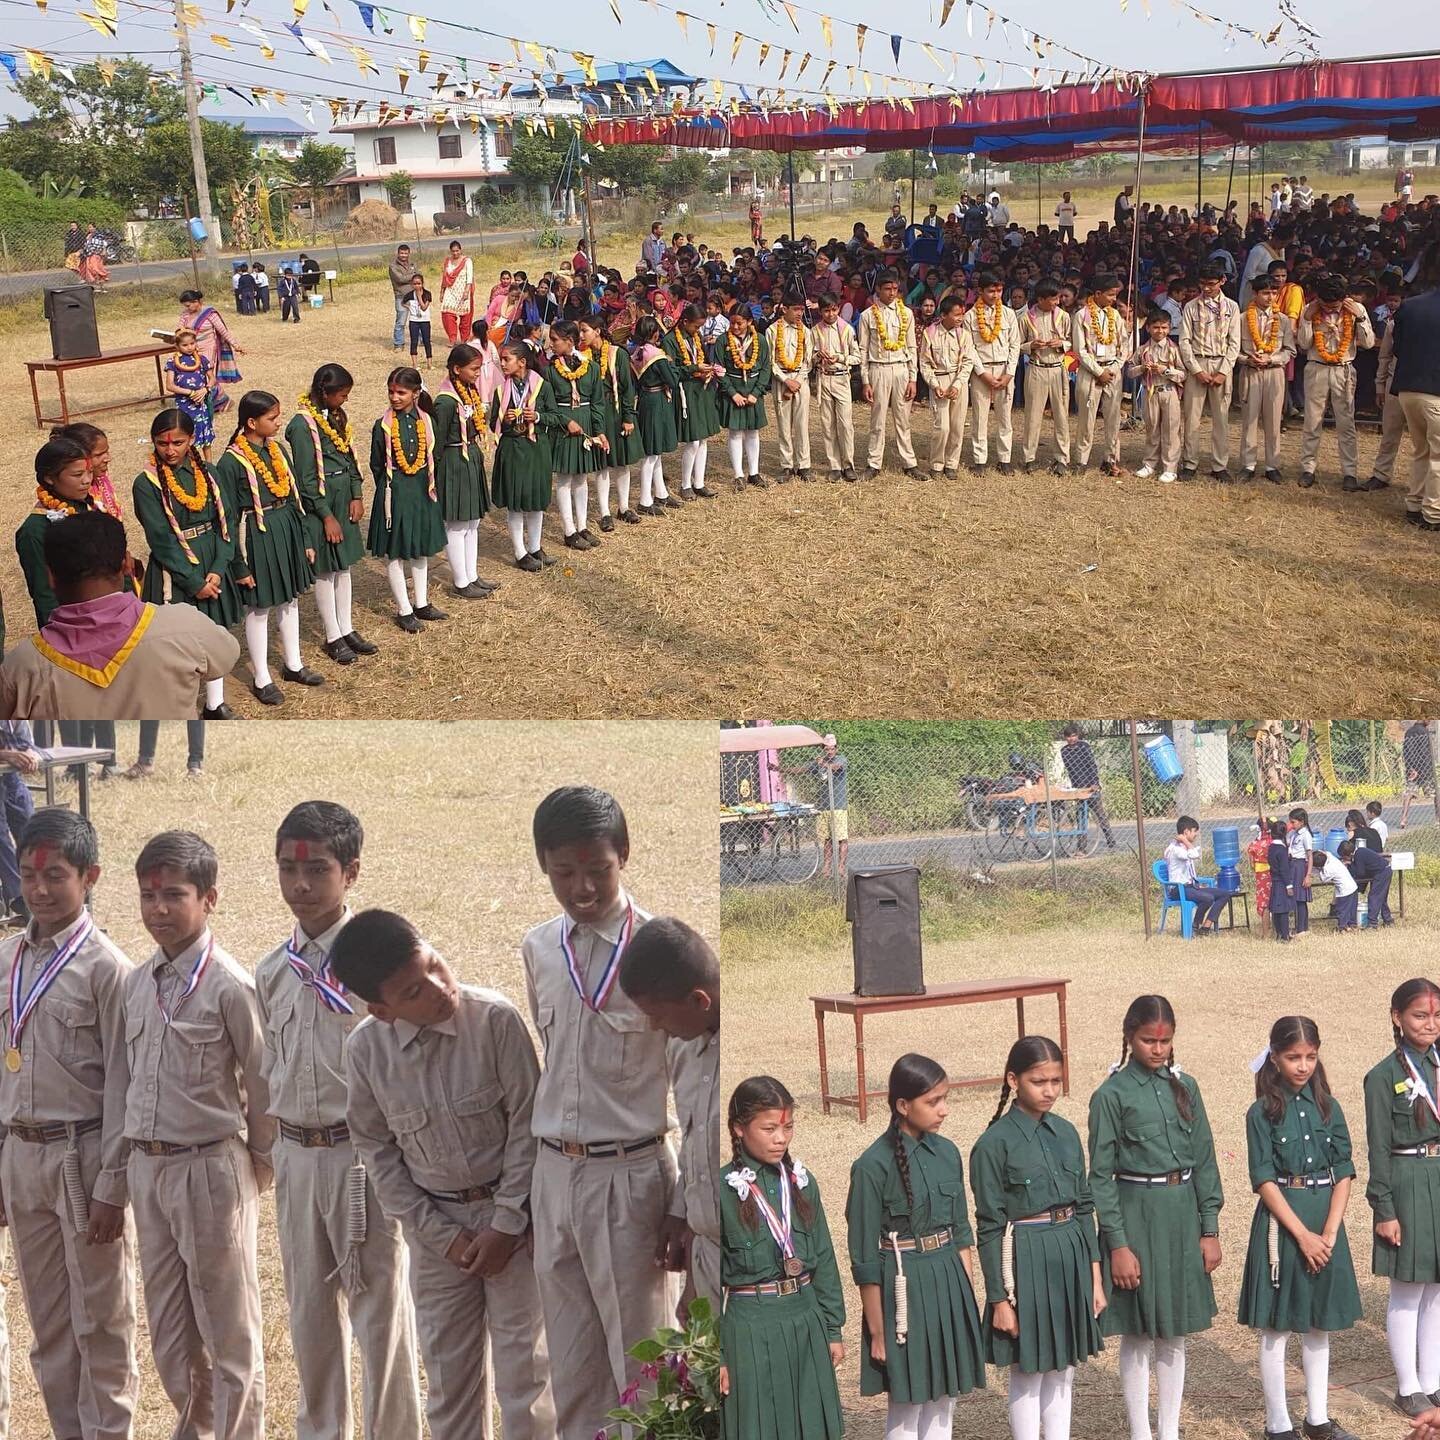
top-left (279, 1120), bottom-right (350, 1148)
top-left (542, 1135), bottom-right (662, 1160)
top-left (9, 1117), bottom-right (102, 1144)
top-left (726, 1273), bottom-right (812, 1298)
top-left (1016, 1204), bottom-right (1077, 1225)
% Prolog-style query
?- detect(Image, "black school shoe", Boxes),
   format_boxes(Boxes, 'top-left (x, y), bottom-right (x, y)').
top-left (618, 508), bottom-right (643, 524)
top-left (692, 485), bottom-right (719, 498)
top-left (1263, 1429), bottom-right (1299, 1440)
top-left (515, 553), bottom-right (543, 572)
top-left (1364, 475), bottom-right (1392, 491)
top-left (251, 681), bottom-right (284, 705)
top-left (662, 493), bottom-right (685, 508)
top-left (1265, 468), bottom-right (1284, 483)
top-left (460, 582), bottom-right (495, 599)
top-left (322, 638), bottom-right (356, 665)
top-left (599, 514), bottom-right (616, 532)
top-left (1298, 472), bottom-right (1318, 488)
top-left (1241, 467), bottom-right (1257, 480)
top-left (746, 474), bottom-right (769, 489)
top-left (533, 549), bottom-right (558, 567)
top-left (775, 470), bottom-right (792, 484)
top-left (282, 665), bottom-right (325, 686)
top-left (563, 533), bottom-right (589, 551)
top-left (1303, 1420), bottom-right (1360, 1440)
top-left (468, 576), bottom-right (499, 593)
top-left (395, 612), bottom-right (424, 632)
top-left (1341, 475), bottom-right (1361, 492)
top-left (1396, 1392), bottom-right (1432, 1419)
top-left (413, 604), bottom-right (449, 621)
top-left (1212, 469), bottom-right (1234, 483)
top-left (201, 703), bottom-right (236, 719)
top-left (344, 630), bottom-right (378, 655)
top-left (1404, 509), bottom-right (1425, 525)
top-left (903, 466), bottom-right (922, 479)
top-left (997, 461), bottom-right (1014, 476)
top-left (637, 502), bottom-right (667, 515)
top-left (578, 528), bottom-right (600, 546)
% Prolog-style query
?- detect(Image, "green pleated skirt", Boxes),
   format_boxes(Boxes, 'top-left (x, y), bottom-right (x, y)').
top-left (141, 535), bottom-right (242, 628)
top-left (490, 434), bottom-right (552, 513)
top-left (1373, 1155), bottom-right (1440, 1282)
top-left (367, 473), bottom-right (446, 561)
top-left (984, 1216), bottom-right (1104, 1373)
top-left (304, 503), bottom-right (364, 575)
top-left (550, 417), bottom-right (605, 475)
top-left (860, 1240), bottom-right (986, 1400)
top-left (1100, 1182), bottom-right (1217, 1338)
top-left (637, 388), bottom-right (679, 455)
top-left (721, 391), bottom-right (768, 432)
top-left (598, 405), bottom-right (645, 467)
top-left (678, 379), bottom-right (721, 440)
top-left (1238, 1188), bottom-right (1362, 1331)
top-left (436, 448), bottom-right (490, 523)
top-left (236, 503), bottom-right (313, 609)
top-left (721, 1284), bottom-right (843, 1440)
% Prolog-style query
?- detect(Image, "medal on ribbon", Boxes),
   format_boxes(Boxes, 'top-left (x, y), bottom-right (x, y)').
top-left (748, 1160), bottom-right (804, 1276)
top-left (1401, 1046), bottom-right (1440, 1124)
top-left (156, 935), bottom-right (214, 1025)
top-left (559, 900), bottom-right (634, 1012)
top-left (285, 930), bottom-right (354, 1014)
top-left (6, 917), bottom-right (95, 1071)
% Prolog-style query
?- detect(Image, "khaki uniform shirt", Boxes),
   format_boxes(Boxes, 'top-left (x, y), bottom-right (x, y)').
top-left (522, 890), bottom-right (672, 1146)
top-left (1296, 303), bottom-right (1377, 364)
top-left (255, 909), bottom-right (369, 1129)
top-left (1075, 301), bottom-right (1132, 376)
top-left (1237, 306), bottom-right (1297, 368)
top-left (962, 302), bottom-right (1022, 376)
top-left (769, 320), bottom-right (814, 381)
top-left (0, 911), bottom-right (133, 1206)
top-left (919, 322), bottom-right (977, 391)
top-left (666, 1027), bottom-right (720, 1241)
top-left (811, 319), bottom-right (860, 380)
top-left (857, 301), bottom-right (919, 385)
top-left (344, 982), bottom-right (540, 1253)
top-left (1126, 337), bottom-right (1186, 389)
top-left (1179, 294), bottom-right (1243, 373)
top-left (120, 930), bottom-right (275, 1172)
top-left (1021, 306), bottom-right (1071, 365)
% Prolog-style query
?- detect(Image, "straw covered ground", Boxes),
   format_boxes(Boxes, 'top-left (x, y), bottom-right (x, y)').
top-left (1, 719), bottom-right (717, 1439)
top-left (721, 887), bottom-right (1440, 1440)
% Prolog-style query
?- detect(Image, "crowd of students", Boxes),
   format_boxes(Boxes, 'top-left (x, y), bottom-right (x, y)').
top-left (0, 786), bottom-right (719, 1440)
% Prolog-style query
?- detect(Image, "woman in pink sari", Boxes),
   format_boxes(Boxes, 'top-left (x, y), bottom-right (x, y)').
top-left (176, 288), bottom-right (244, 416)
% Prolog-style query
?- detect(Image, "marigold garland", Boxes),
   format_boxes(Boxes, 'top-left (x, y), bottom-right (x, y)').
top-left (234, 436), bottom-right (293, 499)
top-left (675, 330), bottom-right (705, 369)
top-left (727, 329), bottom-right (759, 373)
top-left (552, 350), bottom-right (591, 382)
top-left (870, 302), bottom-right (910, 352)
top-left (159, 456), bottom-right (207, 513)
top-left (298, 396), bottom-right (353, 454)
top-left (1246, 304), bottom-right (1279, 355)
top-left (1312, 308), bottom-right (1355, 364)
top-left (1086, 298), bottom-right (1117, 348)
top-left (774, 321), bottom-right (804, 371)
top-left (387, 412), bottom-right (428, 475)
top-left (974, 298), bottom-right (1004, 345)
top-left (34, 485), bottom-right (80, 516)
top-left (450, 378), bottom-right (488, 436)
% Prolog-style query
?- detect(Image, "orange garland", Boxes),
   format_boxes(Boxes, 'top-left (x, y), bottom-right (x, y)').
top-left (34, 485), bottom-right (79, 516)
top-left (727, 329), bottom-right (759, 374)
top-left (773, 321), bottom-right (804, 371)
top-left (974, 298), bottom-right (1004, 344)
top-left (161, 458), bottom-right (207, 513)
top-left (1085, 298), bottom-right (1117, 348)
top-left (387, 412), bottom-right (428, 475)
top-left (235, 436), bottom-right (293, 499)
top-left (1312, 308), bottom-right (1355, 364)
top-left (1246, 304), bottom-right (1279, 355)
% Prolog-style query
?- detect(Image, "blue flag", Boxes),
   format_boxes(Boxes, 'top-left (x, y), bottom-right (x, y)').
top-left (891, 34), bottom-right (902, 64)
top-left (0, 53), bottom-right (18, 85)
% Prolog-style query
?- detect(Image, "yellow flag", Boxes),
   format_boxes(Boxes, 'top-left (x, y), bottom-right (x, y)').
top-left (779, 49), bottom-right (791, 78)
top-left (509, 38), bottom-right (522, 64)
top-left (78, 11), bottom-right (116, 35)
top-left (181, 3), bottom-right (200, 25)
top-left (730, 32), bottom-right (743, 62)
top-left (643, 65), bottom-right (658, 92)
top-left (397, 66), bottom-right (409, 91)
top-left (209, 33), bottom-right (232, 48)
top-left (524, 40), bottom-right (546, 67)
top-left (796, 52), bottom-right (811, 78)
top-left (273, 89), bottom-right (286, 103)
top-left (861, 69), bottom-right (872, 92)
top-left (469, 113), bottom-right (480, 132)
top-left (711, 77), bottom-right (723, 102)
top-left (291, 0), bottom-right (307, 16)
top-left (706, 21), bottom-right (716, 50)
top-left (855, 22), bottom-right (866, 56)
top-left (820, 14), bottom-right (831, 48)
top-left (407, 13), bottom-right (425, 41)
top-left (23, 49), bottom-right (50, 77)
top-left (758, 42), bottom-right (770, 66)
top-left (33, 0), bottom-right (45, 10)
top-left (820, 59), bottom-right (835, 87)
top-left (95, 0), bottom-right (117, 19)
top-left (349, 45), bottom-right (377, 75)
top-left (573, 51), bottom-right (597, 85)
top-left (97, 58), bottom-right (117, 81)
top-left (417, 49), bottom-right (430, 70)
top-left (260, 40), bottom-right (275, 58)
top-left (674, 10), bottom-right (688, 38)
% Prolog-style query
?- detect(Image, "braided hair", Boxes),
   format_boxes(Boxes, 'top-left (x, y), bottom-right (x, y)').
top-left (1256, 1015), bottom-right (1333, 1124)
top-left (886, 1053), bottom-right (947, 1207)
top-left (1391, 978), bottom-right (1440, 1055)
top-left (987, 1035), bottom-right (1064, 1127)
top-left (727, 1076), bottom-right (812, 1228)
top-left (1120, 994), bottom-right (1193, 1123)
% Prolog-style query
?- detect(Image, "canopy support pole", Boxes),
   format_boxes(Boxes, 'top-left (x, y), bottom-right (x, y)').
top-left (910, 148), bottom-right (916, 224)
top-left (787, 150), bottom-right (796, 240)
top-left (1126, 94), bottom-right (1147, 355)
top-left (1225, 141), bottom-right (1237, 216)
top-left (1037, 164), bottom-right (1042, 228)
top-left (1196, 123), bottom-right (1203, 211)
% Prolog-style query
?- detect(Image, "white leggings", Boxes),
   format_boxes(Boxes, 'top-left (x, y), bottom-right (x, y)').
top-left (503, 510), bottom-right (545, 560)
top-left (638, 454), bottom-right (666, 507)
top-left (312, 568), bottom-right (354, 643)
top-left (678, 439), bottom-right (710, 491)
top-left (554, 474), bottom-right (591, 536)
top-left (242, 599), bottom-right (302, 687)
top-left (385, 557), bottom-right (429, 615)
top-left (885, 1396), bottom-right (953, 1440)
top-left (1118, 1334), bottom-right (1186, 1440)
top-left (598, 465), bottom-right (631, 515)
top-left (1388, 1279), bottom-right (1440, 1395)
top-left (1259, 1329), bottom-right (1332, 1432)
top-left (204, 677), bottom-right (225, 711)
top-left (1008, 1366), bottom-right (1073, 1440)
top-left (444, 519), bottom-right (481, 589)
top-left (727, 429), bottom-right (761, 477)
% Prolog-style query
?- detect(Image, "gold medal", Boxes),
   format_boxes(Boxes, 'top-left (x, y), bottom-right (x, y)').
top-left (4, 1047), bottom-right (20, 1072)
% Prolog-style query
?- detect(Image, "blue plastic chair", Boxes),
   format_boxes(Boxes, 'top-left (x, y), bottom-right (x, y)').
top-left (1152, 859), bottom-right (1217, 939)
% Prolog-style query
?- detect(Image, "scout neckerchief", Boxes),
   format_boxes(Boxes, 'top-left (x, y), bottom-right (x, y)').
top-left (5, 915), bottom-right (94, 1070)
top-left (285, 926), bottom-right (354, 1014)
top-left (560, 897), bottom-right (635, 1012)
top-left (1400, 1044), bottom-right (1440, 1123)
top-left (498, 372), bottom-right (540, 444)
top-left (155, 935), bottom-right (214, 1026)
top-left (379, 407), bottom-right (437, 527)
top-left (145, 458), bottom-right (230, 568)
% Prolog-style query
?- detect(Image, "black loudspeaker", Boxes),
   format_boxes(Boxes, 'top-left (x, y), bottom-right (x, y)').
top-left (846, 865), bottom-right (924, 996)
top-left (44, 285), bottom-right (101, 361)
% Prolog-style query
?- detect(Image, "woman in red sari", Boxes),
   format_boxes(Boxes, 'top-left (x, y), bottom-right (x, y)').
top-left (439, 240), bottom-right (475, 342)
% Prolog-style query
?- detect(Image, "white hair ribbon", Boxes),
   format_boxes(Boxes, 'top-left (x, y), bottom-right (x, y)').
top-left (1249, 1047), bottom-right (1271, 1075)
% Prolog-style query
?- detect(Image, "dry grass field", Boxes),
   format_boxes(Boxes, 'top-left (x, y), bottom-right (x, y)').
top-left (5, 185), bottom-right (1438, 719)
top-left (721, 887), bottom-right (1440, 1440)
top-left (1, 719), bottom-right (717, 1439)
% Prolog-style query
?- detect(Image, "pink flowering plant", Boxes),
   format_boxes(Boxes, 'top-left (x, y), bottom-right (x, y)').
top-left (600, 1297), bottom-right (720, 1439)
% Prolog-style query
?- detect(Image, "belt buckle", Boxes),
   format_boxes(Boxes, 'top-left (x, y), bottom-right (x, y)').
top-left (777, 1277), bottom-right (799, 1296)
top-left (920, 1231), bottom-right (940, 1252)
top-left (1051, 1206), bottom-right (1069, 1223)
top-left (1167, 1172), bottom-right (1181, 1185)
top-left (303, 1129), bottom-right (328, 1148)
top-left (561, 1140), bottom-right (586, 1158)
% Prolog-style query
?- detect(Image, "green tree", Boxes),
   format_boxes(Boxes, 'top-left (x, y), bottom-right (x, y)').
top-left (594, 143), bottom-right (664, 195)
top-left (656, 151), bottom-right (710, 199)
top-left (383, 171), bottom-right (414, 212)
top-left (505, 130), bottom-right (573, 198)
top-left (136, 119), bottom-right (257, 218)
top-left (286, 139), bottom-right (348, 239)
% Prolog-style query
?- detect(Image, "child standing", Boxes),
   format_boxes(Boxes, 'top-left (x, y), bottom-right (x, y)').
top-left (630, 315), bottom-right (684, 512)
top-left (1266, 820), bottom-right (1297, 943)
top-left (1296, 275), bottom-right (1376, 490)
top-left (1089, 995), bottom-right (1223, 1440)
top-left (433, 343), bottom-right (499, 598)
top-left (289, 363), bottom-right (377, 667)
top-left (548, 320), bottom-right (609, 551)
top-left (253, 263), bottom-right (270, 313)
top-left (812, 294), bottom-right (859, 481)
top-left (971, 1036), bottom-right (1104, 1440)
top-left (859, 267), bottom-right (920, 478)
top-left (368, 366), bottom-right (448, 632)
top-left (769, 295), bottom-right (814, 482)
top-left (20, 435), bottom-right (101, 627)
top-left (488, 339), bottom-right (561, 572)
top-left (717, 309), bottom-right (772, 492)
top-left (1126, 311), bottom-right (1185, 485)
top-left (522, 785), bottom-right (679, 1440)
top-left (1178, 263), bottom-right (1242, 480)
top-left (582, 316), bottom-right (646, 528)
top-left (1239, 1017), bottom-right (1362, 1440)
top-left (964, 271), bottom-right (1022, 473)
top-left (163, 329), bottom-right (216, 456)
top-left (255, 805), bottom-right (422, 1440)
top-left (847, 1053), bottom-right (986, 1440)
top-left (1074, 275), bottom-right (1129, 476)
top-left (1364, 978), bottom-right (1440, 1417)
top-left (1310, 848), bottom-right (1360, 932)
top-left (663, 304), bottom-right (722, 498)
top-left (1340, 839), bottom-right (1394, 925)
top-left (0, 809), bottom-right (138, 1440)
top-left (119, 830), bottom-right (273, 1440)
top-left (1287, 809), bottom-right (1316, 937)
top-left (406, 275), bottom-right (433, 362)
top-left (921, 296), bottom-right (974, 480)
top-left (1020, 283), bottom-right (1071, 475)
top-left (336, 908), bottom-right (556, 1440)
top-left (721, 1075), bottom-right (845, 1440)
top-left (1238, 274), bottom-right (1296, 482)
top-left (278, 267), bottom-right (302, 324)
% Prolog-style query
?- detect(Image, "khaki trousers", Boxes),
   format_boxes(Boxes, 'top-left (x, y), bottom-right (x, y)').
top-left (864, 363), bottom-right (916, 470)
top-left (1400, 390), bottom-right (1440, 522)
top-left (531, 1141), bottom-right (680, 1440)
top-left (815, 374), bottom-right (855, 471)
top-left (1021, 364), bottom-right (1070, 464)
top-left (1372, 390), bottom-right (1409, 483)
top-left (1074, 367), bottom-right (1123, 465)
top-left (969, 366), bottom-right (1015, 465)
top-left (927, 377), bottom-right (968, 471)
top-left (1142, 387), bottom-right (1184, 473)
top-left (1182, 369), bottom-right (1234, 470)
top-left (773, 378), bottom-right (811, 470)
top-left (1301, 361), bottom-right (1359, 476)
top-left (273, 1137), bottom-right (422, 1440)
top-left (129, 1138), bottom-right (265, 1440)
top-left (1239, 365), bottom-right (1286, 471)
top-left (0, 1128), bottom-right (136, 1440)
top-left (405, 1193), bottom-right (555, 1440)
top-left (691, 1232), bottom-right (721, 1311)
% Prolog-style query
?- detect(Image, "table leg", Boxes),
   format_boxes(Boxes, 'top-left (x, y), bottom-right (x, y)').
top-left (44, 766), bottom-right (55, 809)
top-left (154, 353), bottom-right (166, 405)
top-left (77, 763), bottom-right (91, 822)
top-left (29, 366), bottom-right (42, 430)
top-left (57, 367), bottom-right (70, 426)
top-left (1016, 996), bottom-right (1026, 1040)
top-left (855, 1011), bottom-right (867, 1124)
top-left (815, 1006), bottom-right (831, 1116)
top-left (1400, 870), bottom-right (1406, 919)
top-left (1057, 984), bottom-right (1071, 1095)
top-left (1242, 894), bottom-right (1251, 930)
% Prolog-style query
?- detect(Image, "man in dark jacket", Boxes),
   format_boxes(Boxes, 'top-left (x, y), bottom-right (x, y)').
top-left (1059, 722), bottom-right (1116, 849)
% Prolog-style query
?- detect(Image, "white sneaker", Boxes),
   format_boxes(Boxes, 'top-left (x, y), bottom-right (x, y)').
top-left (1134, 465), bottom-right (1155, 479)
top-left (1159, 470), bottom-right (1178, 484)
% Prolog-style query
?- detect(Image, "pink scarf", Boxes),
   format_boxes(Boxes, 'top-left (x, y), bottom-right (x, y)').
top-left (33, 590), bottom-right (155, 688)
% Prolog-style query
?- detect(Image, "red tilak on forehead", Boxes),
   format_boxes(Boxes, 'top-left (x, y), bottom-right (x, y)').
top-left (293, 840), bottom-right (310, 861)
top-left (143, 871), bottom-right (166, 892)
top-left (31, 845), bottom-right (51, 869)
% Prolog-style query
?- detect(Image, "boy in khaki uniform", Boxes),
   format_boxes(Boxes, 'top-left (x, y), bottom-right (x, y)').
top-left (963, 271), bottom-right (1023, 472)
top-left (1297, 273), bottom-right (1376, 489)
top-left (811, 295), bottom-right (860, 481)
top-left (1237, 273), bottom-right (1296, 481)
top-left (523, 785), bottom-right (680, 1440)
top-left (858, 268), bottom-right (920, 478)
top-left (336, 909), bottom-right (555, 1440)
top-left (619, 917), bottom-right (721, 1310)
top-left (1020, 281), bottom-right (1072, 474)
top-left (1369, 299), bottom-right (1409, 492)
top-left (255, 803), bottom-right (421, 1440)
top-left (120, 830), bottom-right (273, 1440)
top-left (1126, 310), bottom-right (1187, 484)
top-left (0, 809), bottom-right (137, 1440)
top-left (769, 296), bottom-right (814, 480)
top-left (1179, 262), bottom-right (1243, 478)
top-left (919, 296), bottom-right (974, 478)
top-left (1074, 273), bottom-right (1131, 475)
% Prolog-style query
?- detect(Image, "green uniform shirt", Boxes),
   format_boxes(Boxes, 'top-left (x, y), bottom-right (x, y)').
top-left (1088, 1059), bottom-right (1224, 1248)
top-left (1365, 1047), bottom-right (1440, 1223)
top-left (1246, 1083), bottom-right (1356, 1191)
top-left (721, 1153), bottom-right (846, 1341)
top-left (846, 1128), bottom-right (976, 1288)
top-left (285, 410), bottom-right (364, 521)
top-left (969, 1107), bottom-right (1100, 1299)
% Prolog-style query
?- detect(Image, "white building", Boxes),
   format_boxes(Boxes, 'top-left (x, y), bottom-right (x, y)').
top-left (211, 115), bottom-right (315, 158)
top-left (1341, 139), bottom-right (1438, 171)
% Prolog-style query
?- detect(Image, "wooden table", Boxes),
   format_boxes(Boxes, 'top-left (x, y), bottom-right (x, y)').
top-left (27, 341), bottom-right (171, 430)
top-left (810, 976), bottom-right (1070, 1122)
top-left (0, 746), bottom-right (113, 821)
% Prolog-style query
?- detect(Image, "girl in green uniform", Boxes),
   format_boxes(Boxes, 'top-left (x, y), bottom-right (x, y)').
top-left (217, 390), bottom-right (321, 705)
top-left (722, 1075), bottom-right (845, 1440)
top-left (629, 315), bottom-right (682, 517)
top-left (579, 316), bottom-right (645, 531)
top-left (132, 408), bottom-right (240, 717)
top-left (547, 320), bottom-right (609, 551)
top-left (1088, 995), bottom-right (1223, 1440)
top-left (1365, 977), bottom-right (1440, 1417)
top-left (289, 363), bottom-right (377, 666)
top-left (20, 435), bottom-right (101, 628)
top-left (368, 365), bottom-right (448, 632)
top-left (488, 340), bottom-right (562, 573)
top-left (1240, 1016), bottom-right (1361, 1440)
top-left (846, 1054), bottom-right (984, 1440)
top-left (971, 1036), bottom-right (1104, 1440)
top-left (664, 304), bottom-right (722, 499)
top-left (718, 307), bottom-right (772, 492)
top-left (432, 343), bottom-right (499, 597)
